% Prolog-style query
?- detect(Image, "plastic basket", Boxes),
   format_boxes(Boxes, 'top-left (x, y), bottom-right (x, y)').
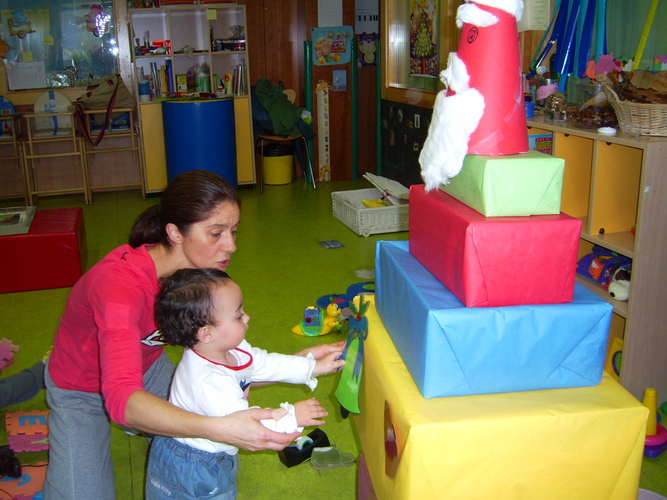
top-left (332, 187), bottom-right (409, 237)
top-left (603, 84), bottom-right (667, 136)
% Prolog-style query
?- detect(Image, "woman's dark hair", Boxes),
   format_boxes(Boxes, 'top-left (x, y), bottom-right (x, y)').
top-left (129, 170), bottom-right (241, 249)
top-left (156, 268), bottom-right (233, 349)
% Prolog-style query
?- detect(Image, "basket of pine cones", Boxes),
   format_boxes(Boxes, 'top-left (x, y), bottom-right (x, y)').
top-left (600, 71), bottom-right (667, 136)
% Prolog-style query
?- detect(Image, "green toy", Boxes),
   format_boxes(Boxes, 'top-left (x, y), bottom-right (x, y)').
top-left (334, 295), bottom-right (369, 418)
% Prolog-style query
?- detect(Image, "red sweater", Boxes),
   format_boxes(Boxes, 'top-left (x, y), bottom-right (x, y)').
top-left (49, 244), bottom-right (164, 426)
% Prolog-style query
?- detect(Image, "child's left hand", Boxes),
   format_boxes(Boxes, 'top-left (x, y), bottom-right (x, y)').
top-left (294, 397), bottom-right (328, 427)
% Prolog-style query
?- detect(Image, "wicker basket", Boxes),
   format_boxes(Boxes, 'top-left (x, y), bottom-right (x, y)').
top-left (332, 187), bottom-right (409, 237)
top-left (602, 84), bottom-right (667, 136)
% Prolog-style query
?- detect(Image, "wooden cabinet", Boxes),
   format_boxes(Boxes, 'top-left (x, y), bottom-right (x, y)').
top-left (129, 4), bottom-right (255, 193)
top-left (528, 117), bottom-right (667, 402)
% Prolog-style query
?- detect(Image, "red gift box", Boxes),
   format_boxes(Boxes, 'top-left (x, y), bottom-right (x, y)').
top-left (409, 185), bottom-right (581, 307)
top-left (0, 208), bottom-right (86, 294)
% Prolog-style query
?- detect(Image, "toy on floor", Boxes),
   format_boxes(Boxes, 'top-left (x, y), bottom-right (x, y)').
top-left (335, 295), bottom-right (370, 418)
top-left (292, 301), bottom-right (348, 337)
top-left (643, 388), bottom-right (667, 457)
top-left (277, 428), bottom-right (330, 468)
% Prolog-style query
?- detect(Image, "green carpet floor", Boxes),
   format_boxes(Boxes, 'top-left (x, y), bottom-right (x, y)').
top-left (1, 179), bottom-right (665, 499)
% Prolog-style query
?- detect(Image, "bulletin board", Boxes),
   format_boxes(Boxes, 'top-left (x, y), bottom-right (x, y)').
top-left (0, 1), bottom-right (118, 91)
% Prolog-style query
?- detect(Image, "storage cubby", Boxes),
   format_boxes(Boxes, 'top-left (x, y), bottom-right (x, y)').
top-left (528, 117), bottom-right (667, 402)
top-left (129, 4), bottom-right (255, 192)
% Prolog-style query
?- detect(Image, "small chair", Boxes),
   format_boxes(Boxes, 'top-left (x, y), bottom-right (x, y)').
top-left (255, 89), bottom-right (316, 193)
top-left (22, 91), bottom-right (90, 204)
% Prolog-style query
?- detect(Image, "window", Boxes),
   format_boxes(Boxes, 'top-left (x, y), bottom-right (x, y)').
top-left (1, 0), bottom-right (118, 91)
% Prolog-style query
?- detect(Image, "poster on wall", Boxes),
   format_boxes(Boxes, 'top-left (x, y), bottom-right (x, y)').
top-left (311, 26), bottom-right (353, 66)
top-left (409, 0), bottom-right (438, 77)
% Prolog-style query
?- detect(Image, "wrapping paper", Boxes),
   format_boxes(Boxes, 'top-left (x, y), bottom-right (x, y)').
top-left (441, 151), bottom-right (564, 217)
top-left (376, 241), bottom-right (613, 398)
top-left (410, 185), bottom-right (581, 307)
top-left (0, 208), bottom-right (86, 294)
top-left (353, 296), bottom-right (648, 500)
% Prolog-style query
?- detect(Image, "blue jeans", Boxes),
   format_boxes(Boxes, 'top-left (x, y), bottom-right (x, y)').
top-left (146, 436), bottom-right (239, 500)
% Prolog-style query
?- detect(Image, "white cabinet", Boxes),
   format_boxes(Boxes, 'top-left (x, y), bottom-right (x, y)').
top-left (129, 4), bottom-right (255, 192)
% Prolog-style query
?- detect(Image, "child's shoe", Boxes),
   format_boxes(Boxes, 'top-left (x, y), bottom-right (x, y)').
top-left (310, 445), bottom-right (355, 469)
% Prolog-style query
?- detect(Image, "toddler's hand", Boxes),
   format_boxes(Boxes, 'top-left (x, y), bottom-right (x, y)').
top-left (294, 398), bottom-right (328, 427)
top-left (312, 351), bottom-right (345, 377)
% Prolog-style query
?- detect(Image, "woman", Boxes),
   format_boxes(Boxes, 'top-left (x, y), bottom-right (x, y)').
top-left (44, 170), bottom-right (343, 500)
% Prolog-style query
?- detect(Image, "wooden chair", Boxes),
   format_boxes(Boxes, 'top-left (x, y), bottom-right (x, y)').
top-left (22, 91), bottom-right (90, 204)
top-left (255, 89), bottom-right (316, 193)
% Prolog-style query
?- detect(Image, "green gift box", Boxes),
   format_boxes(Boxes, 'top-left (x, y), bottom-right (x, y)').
top-left (441, 150), bottom-right (564, 217)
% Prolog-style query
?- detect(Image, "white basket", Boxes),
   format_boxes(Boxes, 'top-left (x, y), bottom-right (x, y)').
top-left (332, 187), bottom-right (409, 237)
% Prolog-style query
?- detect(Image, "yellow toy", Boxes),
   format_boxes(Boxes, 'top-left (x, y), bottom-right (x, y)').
top-left (362, 198), bottom-right (388, 208)
top-left (292, 302), bottom-right (346, 336)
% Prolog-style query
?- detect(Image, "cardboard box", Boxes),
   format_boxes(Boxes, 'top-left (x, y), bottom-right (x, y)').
top-left (176, 74), bottom-right (188, 92)
top-left (529, 132), bottom-right (553, 154)
top-left (410, 185), bottom-right (581, 307)
top-left (440, 150), bottom-right (564, 216)
top-left (355, 296), bottom-right (647, 500)
top-left (376, 241), bottom-right (613, 398)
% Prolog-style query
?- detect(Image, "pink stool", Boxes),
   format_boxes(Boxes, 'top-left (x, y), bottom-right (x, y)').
top-left (0, 208), bottom-right (86, 293)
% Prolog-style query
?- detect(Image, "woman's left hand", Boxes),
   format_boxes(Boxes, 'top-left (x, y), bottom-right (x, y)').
top-left (296, 340), bottom-right (345, 360)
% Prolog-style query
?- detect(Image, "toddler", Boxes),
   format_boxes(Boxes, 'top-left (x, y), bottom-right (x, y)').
top-left (146, 268), bottom-right (344, 500)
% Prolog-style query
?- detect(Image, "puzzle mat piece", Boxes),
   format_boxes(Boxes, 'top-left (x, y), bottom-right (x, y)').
top-left (8, 433), bottom-right (50, 453)
top-left (6, 410), bottom-right (49, 436)
top-left (0, 462), bottom-right (47, 500)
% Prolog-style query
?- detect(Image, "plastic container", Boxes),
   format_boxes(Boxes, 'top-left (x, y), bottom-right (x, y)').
top-left (262, 143), bottom-right (293, 185)
top-left (162, 97), bottom-right (237, 188)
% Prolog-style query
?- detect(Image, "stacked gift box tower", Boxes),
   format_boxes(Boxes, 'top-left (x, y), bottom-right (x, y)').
top-left (374, 0), bottom-right (613, 399)
top-left (354, 3), bottom-right (648, 498)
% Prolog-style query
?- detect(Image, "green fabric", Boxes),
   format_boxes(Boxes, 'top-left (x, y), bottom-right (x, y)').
top-left (254, 79), bottom-right (303, 137)
top-left (334, 337), bottom-right (361, 414)
top-left (441, 151), bottom-right (564, 217)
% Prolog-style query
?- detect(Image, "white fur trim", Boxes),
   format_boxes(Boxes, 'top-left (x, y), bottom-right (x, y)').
top-left (464, 0), bottom-right (523, 20)
top-left (457, 2), bottom-right (499, 28)
top-left (419, 85), bottom-right (485, 190)
top-left (441, 53), bottom-right (472, 93)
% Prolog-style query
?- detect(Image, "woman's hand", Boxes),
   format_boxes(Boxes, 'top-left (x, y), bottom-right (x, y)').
top-left (293, 397), bottom-right (328, 427)
top-left (312, 351), bottom-right (345, 377)
top-left (210, 407), bottom-right (302, 451)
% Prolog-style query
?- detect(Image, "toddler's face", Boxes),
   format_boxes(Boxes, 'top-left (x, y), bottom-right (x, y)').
top-left (209, 281), bottom-right (249, 350)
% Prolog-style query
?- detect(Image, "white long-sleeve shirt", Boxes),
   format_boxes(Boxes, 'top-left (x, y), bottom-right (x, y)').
top-left (170, 339), bottom-right (317, 454)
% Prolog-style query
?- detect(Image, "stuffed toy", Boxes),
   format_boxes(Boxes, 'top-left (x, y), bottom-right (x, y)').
top-left (608, 267), bottom-right (631, 301)
top-left (576, 245), bottom-right (632, 284)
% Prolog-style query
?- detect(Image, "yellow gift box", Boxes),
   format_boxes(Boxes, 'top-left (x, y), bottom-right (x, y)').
top-left (353, 297), bottom-right (648, 500)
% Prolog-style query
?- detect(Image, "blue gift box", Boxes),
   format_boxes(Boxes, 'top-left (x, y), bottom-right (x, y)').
top-left (375, 241), bottom-right (613, 398)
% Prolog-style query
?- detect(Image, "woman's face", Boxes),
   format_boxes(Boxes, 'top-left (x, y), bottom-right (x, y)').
top-left (178, 202), bottom-right (240, 271)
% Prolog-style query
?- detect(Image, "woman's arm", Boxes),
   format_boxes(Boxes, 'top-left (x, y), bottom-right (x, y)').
top-left (124, 390), bottom-right (300, 451)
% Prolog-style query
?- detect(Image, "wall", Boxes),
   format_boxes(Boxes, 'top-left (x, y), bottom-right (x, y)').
top-left (243, 0), bottom-right (375, 181)
top-left (1, 0), bottom-right (375, 181)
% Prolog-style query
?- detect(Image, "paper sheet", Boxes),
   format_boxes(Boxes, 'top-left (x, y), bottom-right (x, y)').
top-left (517, 0), bottom-right (550, 32)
